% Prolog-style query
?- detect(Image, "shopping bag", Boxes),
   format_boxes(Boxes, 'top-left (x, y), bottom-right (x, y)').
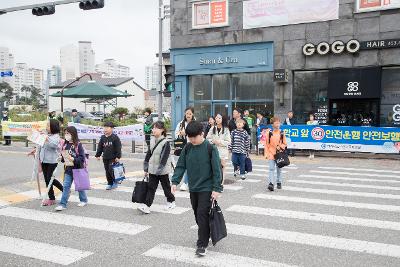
top-left (112, 162), bottom-right (126, 183)
top-left (131, 177), bottom-right (148, 203)
top-left (245, 157), bottom-right (252, 173)
top-left (209, 200), bottom-right (227, 246)
top-left (275, 150), bottom-right (290, 168)
top-left (72, 168), bottom-right (90, 191)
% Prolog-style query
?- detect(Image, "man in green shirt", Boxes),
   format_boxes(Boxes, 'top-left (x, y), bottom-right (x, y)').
top-left (171, 121), bottom-right (222, 257)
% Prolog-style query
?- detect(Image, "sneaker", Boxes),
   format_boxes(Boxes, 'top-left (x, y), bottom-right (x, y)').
top-left (105, 185), bottom-right (112, 190)
top-left (166, 201), bottom-right (176, 210)
top-left (77, 202), bottom-right (88, 207)
top-left (55, 205), bottom-right (66, 211)
top-left (195, 247), bottom-right (207, 256)
top-left (180, 183), bottom-right (188, 191)
top-left (111, 183), bottom-right (119, 190)
top-left (41, 199), bottom-right (56, 206)
top-left (268, 183), bottom-right (274, 192)
top-left (137, 204), bottom-right (151, 214)
top-left (277, 183), bottom-right (282, 189)
top-left (233, 170), bottom-right (239, 177)
top-left (240, 175), bottom-right (246, 180)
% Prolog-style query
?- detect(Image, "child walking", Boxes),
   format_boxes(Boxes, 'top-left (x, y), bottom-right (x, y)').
top-left (55, 126), bottom-right (88, 211)
top-left (171, 121), bottom-right (222, 257)
top-left (228, 118), bottom-right (250, 180)
top-left (95, 122), bottom-right (122, 190)
top-left (138, 121), bottom-right (175, 214)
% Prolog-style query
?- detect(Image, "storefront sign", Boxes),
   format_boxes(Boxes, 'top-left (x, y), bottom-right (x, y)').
top-left (69, 123), bottom-right (145, 141)
top-left (243, 0), bottom-right (339, 29)
top-left (1, 120), bottom-right (47, 137)
top-left (273, 69), bottom-right (289, 82)
top-left (328, 67), bottom-right (381, 99)
top-left (314, 105), bottom-right (328, 124)
top-left (360, 39), bottom-right (400, 50)
top-left (258, 125), bottom-right (400, 154)
top-left (355, 0), bottom-right (400, 13)
top-left (394, 104), bottom-right (400, 124)
top-left (199, 56), bottom-right (239, 65)
top-left (303, 40), bottom-right (360, 56)
top-left (192, 0), bottom-right (229, 29)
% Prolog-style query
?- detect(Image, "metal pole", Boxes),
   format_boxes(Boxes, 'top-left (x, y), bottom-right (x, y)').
top-left (157, 0), bottom-right (163, 120)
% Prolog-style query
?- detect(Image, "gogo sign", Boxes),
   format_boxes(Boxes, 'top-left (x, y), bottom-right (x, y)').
top-left (303, 40), bottom-right (360, 56)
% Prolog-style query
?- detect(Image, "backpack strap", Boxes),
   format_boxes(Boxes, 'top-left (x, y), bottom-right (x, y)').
top-left (184, 142), bottom-right (213, 159)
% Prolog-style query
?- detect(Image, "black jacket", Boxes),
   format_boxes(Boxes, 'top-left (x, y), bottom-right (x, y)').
top-left (95, 134), bottom-right (122, 160)
top-left (283, 117), bottom-right (296, 125)
top-left (228, 118), bottom-right (251, 135)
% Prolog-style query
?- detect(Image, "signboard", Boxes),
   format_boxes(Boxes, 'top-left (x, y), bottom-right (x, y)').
top-left (69, 123), bottom-right (145, 141)
top-left (273, 69), bottom-right (289, 83)
top-left (360, 39), bottom-right (400, 50)
top-left (243, 0), bottom-right (339, 29)
top-left (328, 67), bottom-right (382, 99)
top-left (0, 71), bottom-right (13, 77)
top-left (258, 125), bottom-right (400, 154)
top-left (355, 0), bottom-right (400, 12)
top-left (192, 0), bottom-right (229, 29)
top-left (1, 121), bottom-right (47, 137)
top-left (314, 105), bottom-right (328, 125)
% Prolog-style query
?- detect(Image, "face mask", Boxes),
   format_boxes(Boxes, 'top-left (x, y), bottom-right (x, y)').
top-left (65, 134), bottom-right (72, 142)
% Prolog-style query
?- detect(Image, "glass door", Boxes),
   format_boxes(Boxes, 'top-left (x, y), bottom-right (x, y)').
top-left (213, 102), bottom-right (230, 118)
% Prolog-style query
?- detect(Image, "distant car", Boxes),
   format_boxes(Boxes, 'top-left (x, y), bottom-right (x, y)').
top-left (79, 111), bottom-right (102, 121)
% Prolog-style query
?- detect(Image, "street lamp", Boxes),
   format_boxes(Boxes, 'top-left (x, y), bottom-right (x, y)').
top-left (60, 73), bottom-right (92, 114)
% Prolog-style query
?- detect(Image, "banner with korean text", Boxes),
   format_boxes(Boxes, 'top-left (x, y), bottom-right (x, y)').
top-left (356, 0), bottom-right (400, 13)
top-left (243, 0), bottom-right (339, 29)
top-left (69, 123), bottom-right (145, 141)
top-left (258, 125), bottom-right (400, 154)
top-left (1, 121), bottom-right (47, 137)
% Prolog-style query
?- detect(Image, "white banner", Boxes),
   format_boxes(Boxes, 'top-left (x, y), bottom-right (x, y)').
top-left (356, 0), bottom-right (400, 13)
top-left (68, 123), bottom-right (145, 141)
top-left (243, 0), bottom-right (339, 29)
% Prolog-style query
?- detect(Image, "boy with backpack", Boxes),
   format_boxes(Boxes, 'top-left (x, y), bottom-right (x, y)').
top-left (228, 118), bottom-right (250, 180)
top-left (171, 121), bottom-right (222, 257)
top-left (95, 121), bottom-right (122, 190)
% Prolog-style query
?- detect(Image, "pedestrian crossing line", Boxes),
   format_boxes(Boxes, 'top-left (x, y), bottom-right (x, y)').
top-left (226, 205), bottom-right (400, 231)
top-left (284, 186), bottom-right (400, 200)
top-left (220, 223), bottom-right (400, 258)
top-left (288, 180), bottom-right (400, 191)
top-left (69, 196), bottom-right (191, 215)
top-left (252, 194), bottom-right (400, 212)
top-left (0, 207), bottom-right (151, 236)
top-left (319, 166), bottom-right (400, 174)
top-left (299, 174), bottom-right (400, 184)
top-left (311, 170), bottom-right (400, 179)
top-left (238, 178), bottom-right (261, 183)
top-left (0, 235), bottom-right (93, 266)
top-left (226, 167), bottom-right (290, 173)
top-left (143, 243), bottom-right (297, 267)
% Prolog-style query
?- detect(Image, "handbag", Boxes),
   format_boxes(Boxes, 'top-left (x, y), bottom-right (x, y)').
top-left (173, 135), bottom-right (186, 156)
top-left (245, 157), bottom-right (252, 173)
top-left (275, 150), bottom-right (290, 168)
top-left (112, 162), bottom-right (126, 183)
top-left (131, 177), bottom-right (148, 203)
top-left (209, 200), bottom-right (227, 246)
top-left (72, 168), bottom-right (90, 191)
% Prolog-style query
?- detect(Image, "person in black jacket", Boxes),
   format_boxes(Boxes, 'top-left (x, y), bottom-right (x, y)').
top-left (95, 121), bottom-right (122, 190)
top-left (228, 108), bottom-right (251, 135)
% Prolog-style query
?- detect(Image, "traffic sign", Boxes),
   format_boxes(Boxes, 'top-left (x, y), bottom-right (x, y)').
top-left (0, 71), bottom-right (13, 77)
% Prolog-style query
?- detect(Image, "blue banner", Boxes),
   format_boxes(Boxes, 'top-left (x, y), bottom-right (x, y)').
top-left (258, 125), bottom-right (400, 154)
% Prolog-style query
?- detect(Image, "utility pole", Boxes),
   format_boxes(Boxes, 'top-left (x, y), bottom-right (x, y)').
top-left (157, 0), bottom-right (163, 120)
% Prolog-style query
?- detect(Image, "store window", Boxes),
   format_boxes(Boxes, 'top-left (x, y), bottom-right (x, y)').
top-left (381, 67), bottom-right (400, 127)
top-left (213, 74), bottom-right (230, 100)
top-left (293, 71), bottom-right (328, 124)
top-left (232, 73), bottom-right (274, 101)
top-left (189, 75), bottom-right (212, 101)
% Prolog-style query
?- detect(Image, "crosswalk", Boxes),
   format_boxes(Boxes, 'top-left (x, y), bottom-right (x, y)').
top-left (1, 159), bottom-right (400, 266)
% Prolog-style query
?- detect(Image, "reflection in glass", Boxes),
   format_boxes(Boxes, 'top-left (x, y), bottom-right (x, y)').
top-left (189, 75), bottom-right (212, 101)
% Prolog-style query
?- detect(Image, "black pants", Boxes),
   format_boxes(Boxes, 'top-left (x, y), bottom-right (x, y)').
top-left (41, 163), bottom-right (63, 200)
top-left (4, 136), bottom-right (11, 145)
top-left (145, 134), bottom-right (151, 149)
top-left (190, 191), bottom-right (212, 248)
top-left (145, 174), bottom-right (175, 207)
top-left (103, 159), bottom-right (115, 185)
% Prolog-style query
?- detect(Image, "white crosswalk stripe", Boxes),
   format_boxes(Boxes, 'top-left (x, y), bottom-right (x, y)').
top-left (0, 235), bottom-right (93, 265)
top-left (299, 174), bottom-right (400, 184)
top-left (284, 186), bottom-right (400, 200)
top-left (288, 179), bottom-right (400, 191)
top-left (0, 207), bottom-right (151, 236)
top-left (69, 195), bottom-right (191, 214)
top-left (311, 170), bottom-right (400, 179)
top-left (143, 243), bottom-right (297, 267)
top-left (226, 167), bottom-right (289, 173)
top-left (252, 194), bottom-right (400, 212)
top-left (318, 166), bottom-right (400, 174)
top-left (237, 178), bottom-right (261, 183)
top-left (226, 205), bottom-right (400, 231)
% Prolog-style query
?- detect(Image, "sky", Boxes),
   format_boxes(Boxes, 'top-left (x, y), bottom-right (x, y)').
top-left (0, 0), bottom-right (160, 86)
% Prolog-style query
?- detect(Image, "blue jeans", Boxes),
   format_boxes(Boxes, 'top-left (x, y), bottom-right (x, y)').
top-left (232, 153), bottom-right (246, 175)
top-left (183, 172), bottom-right (188, 184)
top-left (268, 160), bottom-right (282, 184)
top-left (60, 173), bottom-right (88, 207)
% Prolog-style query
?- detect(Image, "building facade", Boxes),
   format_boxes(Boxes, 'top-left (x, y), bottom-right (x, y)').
top-left (79, 41), bottom-right (95, 75)
top-left (170, 0), bottom-right (400, 128)
top-left (145, 63), bottom-right (159, 90)
top-left (47, 65), bottom-right (62, 87)
top-left (95, 59), bottom-right (130, 78)
top-left (12, 63), bottom-right (44, 97)
top-left (0, 47), bottom-right (15, 86)
top-left (60, 44), bottom-right (80, 81)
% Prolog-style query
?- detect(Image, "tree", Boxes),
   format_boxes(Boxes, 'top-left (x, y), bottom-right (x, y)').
top-left (30, 86), bottom-right (45, 109)
top-left (111, 107), bottom-right (129, 121)
top-left (0, 82), bottom-right (14, 102)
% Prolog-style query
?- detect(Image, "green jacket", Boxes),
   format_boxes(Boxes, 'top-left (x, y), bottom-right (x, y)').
top-left (172, 140), bottom-right (222, 193)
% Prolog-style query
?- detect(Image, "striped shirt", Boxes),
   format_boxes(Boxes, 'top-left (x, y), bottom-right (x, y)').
top-left (228, 129), bottom-right (250, 154)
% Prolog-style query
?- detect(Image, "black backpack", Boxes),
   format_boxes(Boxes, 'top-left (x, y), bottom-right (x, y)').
top-left (269, 130), bottom-right (290, 168)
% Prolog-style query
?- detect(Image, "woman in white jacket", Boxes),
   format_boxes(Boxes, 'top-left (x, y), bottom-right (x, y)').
top-left (206, 114), bottom-right (231, 186)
